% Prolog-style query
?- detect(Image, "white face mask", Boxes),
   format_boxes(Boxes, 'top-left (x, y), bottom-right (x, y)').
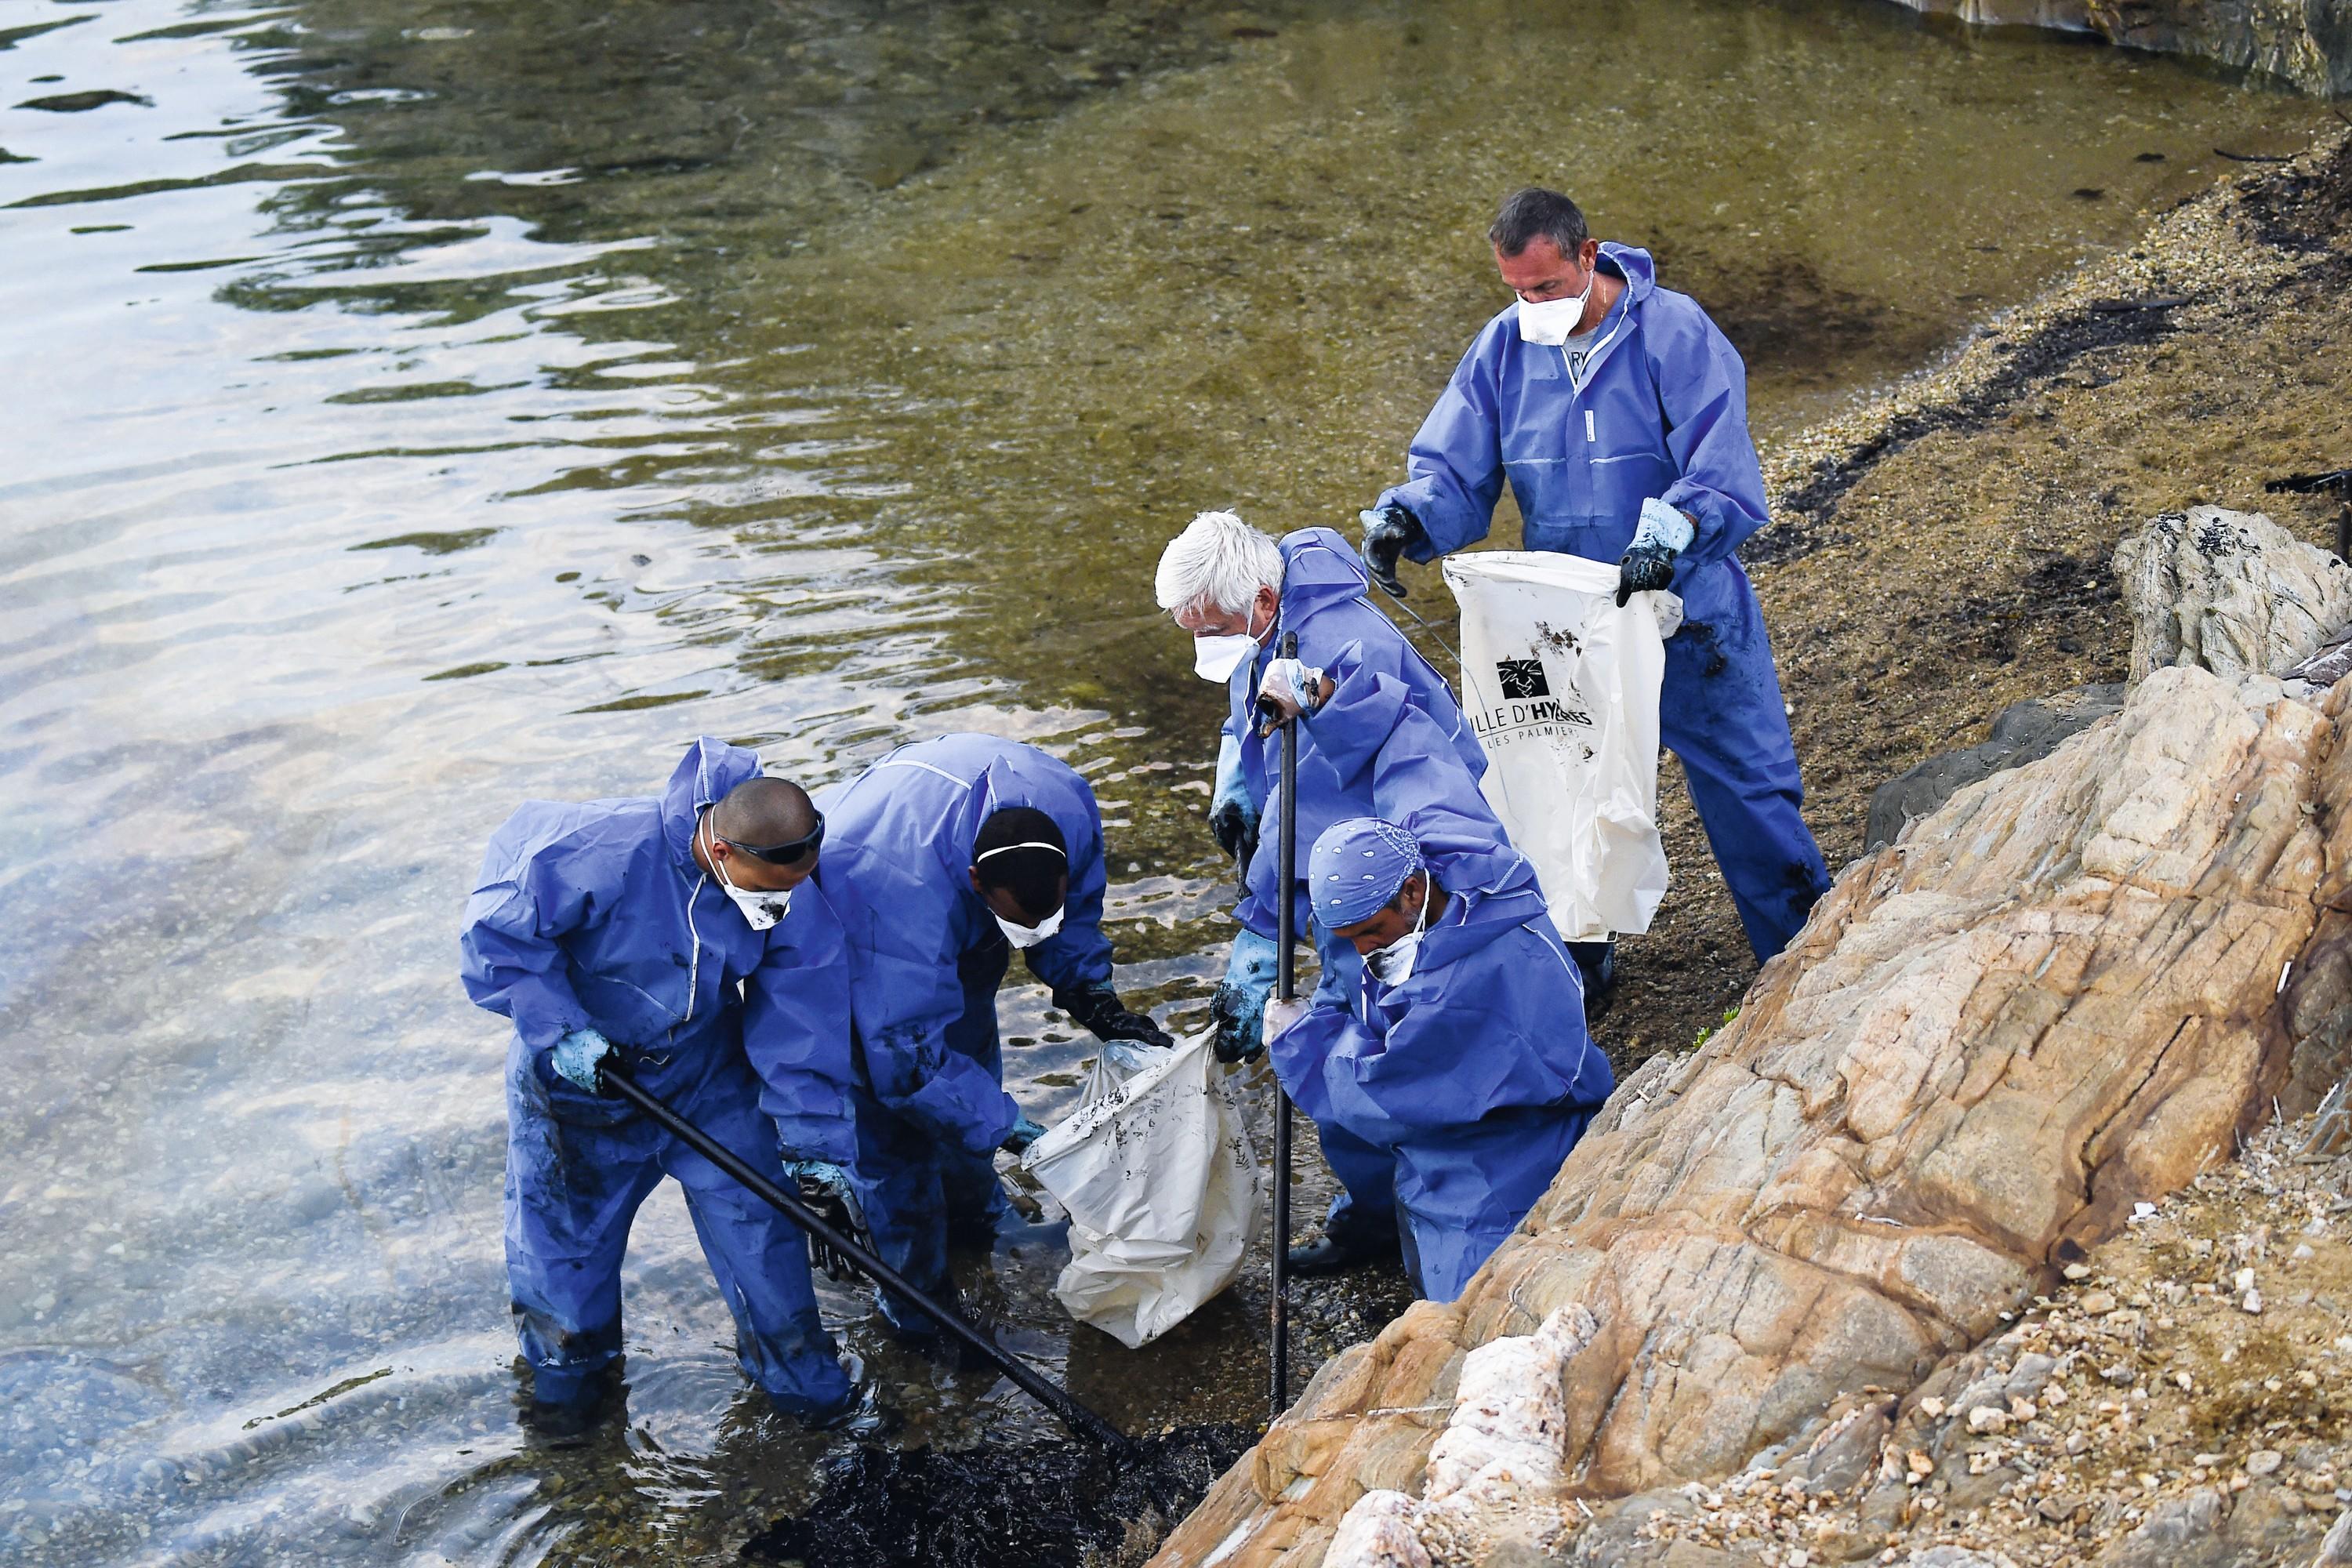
top-left (704, 816), bottom-right (793, 931)
top-left (1191, 600), bottom-right (1272, 683)
top-left (995, 906), bottom-right (1065, 949)
top-left (1516, 275), bottom-right (1594, 346)
top-left (1364, 877), bottom-right (1432, 987)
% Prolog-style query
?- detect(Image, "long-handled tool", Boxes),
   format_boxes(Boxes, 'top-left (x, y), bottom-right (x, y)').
top-left (1268, 630), bottom-right (1300, 1417)
top-left (595, 1058), bottom-right (1133, 1458)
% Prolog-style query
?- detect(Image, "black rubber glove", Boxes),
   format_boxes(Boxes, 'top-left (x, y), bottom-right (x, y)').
top-left (1359, 505), bottom-right (1426, 598)
top-left (1208, 793), bottom-right (1258, 866)
top-left (784, 1156), bottom-right (868, 1283)
top-left (1207, 982), bottom-right (1266, 1064)
top-left (1056, 985), bottom-right (1176, 1050)
top-left (1614, 540), bottom-right (1678, 607)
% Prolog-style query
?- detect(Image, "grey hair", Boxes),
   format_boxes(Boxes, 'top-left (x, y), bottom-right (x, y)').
top-left (1488, 187), bottom-right (1588, 259)
top-left (1154, 510), bottom-right (1283, 615)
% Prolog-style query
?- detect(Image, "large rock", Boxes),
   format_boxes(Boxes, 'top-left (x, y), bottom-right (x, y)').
top-left (1864, 683), bottom-right (2125, 851)
top-left (1877, 0), bottom-right (2352, 96)
top-left (2111, 506), bottom-right (2352, 684)
top-left (1150, 662), bottom-right (2352, 1568)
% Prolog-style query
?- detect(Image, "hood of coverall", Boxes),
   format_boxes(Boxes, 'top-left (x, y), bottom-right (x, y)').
top-left (660, 735), bottom-right (766, 875)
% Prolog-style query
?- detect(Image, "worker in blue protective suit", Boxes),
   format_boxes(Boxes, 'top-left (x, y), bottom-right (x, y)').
top-left (459, 739), bottom-right (860, 1431)
top-left (1269, 815), bottom-right (1613, 1302)
top-left (1171, 538), bottom-right (1544, 1276)
top-left (1151, 509), bottom-right (1483, 1047)
top-left (1361, 187), bottom-right (1831, 974)
top-left (800, 734), bottom-right (1174, 1341)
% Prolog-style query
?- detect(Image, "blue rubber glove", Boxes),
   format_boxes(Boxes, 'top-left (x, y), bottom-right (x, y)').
top-left (784, 1156), bottom-right (866, 1281)
top-left (1000, 1115), bottom-right (1048, 1155)
top-left (1209, 927), bottom-right (1279, 1063)
top-left (783, 1157), bottom-right (860, 1216)
top-left (1208, 731), bottom-right (1259, 866)
top-left (1102, 1040), bottom-right (1173, 1073)
top-left (1616, 498), bottom-right (1694, 608)
top-left (550, 1028), bottom-right (613, 1091)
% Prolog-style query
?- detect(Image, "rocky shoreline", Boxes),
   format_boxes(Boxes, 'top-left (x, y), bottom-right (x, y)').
top-left (1610, 120), bottom-right (2352, 1072)
top-left (1137, 123), bottom-right (2352, 1568)
top-left (1875, 0), bottom-right (2352, 98)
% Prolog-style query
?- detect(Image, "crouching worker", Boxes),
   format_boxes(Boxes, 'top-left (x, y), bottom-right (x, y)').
top-left (805, 735), bottom-right (1174, 1345)
top-left (460, 739), bottom-right (858, 1431)
top-left (1271, 816), bottom-right (1614, 1302)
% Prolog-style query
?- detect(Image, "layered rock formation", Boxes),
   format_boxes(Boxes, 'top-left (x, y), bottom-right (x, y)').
top-left (1148, 514), bottom-right (2352, 1567)
top-left (2114, 507), bottom-right (2352, 684)
top-left (1879, 0), bottom-right (2352, 96)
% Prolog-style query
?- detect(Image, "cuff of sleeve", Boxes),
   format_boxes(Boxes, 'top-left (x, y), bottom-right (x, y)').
top-left (1658, 481), bottom-right (1742, 564)
top-left (773, 1116), bottom-right (857, 1167)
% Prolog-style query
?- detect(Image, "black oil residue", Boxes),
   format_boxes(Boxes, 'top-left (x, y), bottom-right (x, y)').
top-left (742, 1424), bottom-right (1254, 1568)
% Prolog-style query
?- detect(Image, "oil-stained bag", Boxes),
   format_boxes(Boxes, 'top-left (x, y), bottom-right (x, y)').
top-left (1443, 551), bottom-right (1681, 941)
top-left (1022, 1030), bottom-right (1265, 1348)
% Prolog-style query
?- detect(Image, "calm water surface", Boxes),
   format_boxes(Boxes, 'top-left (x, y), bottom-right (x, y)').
top-left (0, 0), bottom-right (2323, 1560)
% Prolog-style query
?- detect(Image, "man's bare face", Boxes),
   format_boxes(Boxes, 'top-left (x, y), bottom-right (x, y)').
top-left (1173, 583), bottom-right (1279, 640)
top-left (710, 840), bottom-right (814, 893)
top-left (1494, 236), bottom-right (1599, 303)
top-left (1330, 873), bottom-right (1431, 956)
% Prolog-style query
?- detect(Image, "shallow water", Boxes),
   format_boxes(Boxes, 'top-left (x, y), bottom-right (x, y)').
top-left (0, 0), bottom-right (2325, 1561)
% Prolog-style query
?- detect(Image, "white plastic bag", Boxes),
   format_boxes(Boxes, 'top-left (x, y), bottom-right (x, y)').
top-left (1021, 1030), bottom-right (1266, 1348)
top-left (1443, 550), bottom-right (1680, 942)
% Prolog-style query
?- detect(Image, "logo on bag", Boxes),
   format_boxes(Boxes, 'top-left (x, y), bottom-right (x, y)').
top-left (1496, 658), bottom-right (1549, 699)
top-left (1472, 649), bottom-right (1592, 742)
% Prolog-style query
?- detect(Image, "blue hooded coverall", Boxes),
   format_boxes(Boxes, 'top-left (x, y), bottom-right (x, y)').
top-left (1279, 873), bottom-right (1613, 1303)
top-left (458, 739), bottom-right (856, 1418)
top-left (1225, 526), bottom-right (1486, 1005)
top-left (1378, 242), bottom-right (1831, 960)
top-left (1261, 647), bottom-right (1549, 1251)
top-left (808, 735), bottom-right (1117, 1329)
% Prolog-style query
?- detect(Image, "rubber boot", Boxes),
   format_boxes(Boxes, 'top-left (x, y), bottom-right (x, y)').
top-left (1285, 1210), bottom-right (1403, 1278)
top-left (1566, 939), bottom-right (1617, 1016)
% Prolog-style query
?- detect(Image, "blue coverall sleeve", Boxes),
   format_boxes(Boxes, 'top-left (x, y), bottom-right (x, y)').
top-left (1269, 997), bottom-right (1368, 1133)
top-left (459, 833), bottom-right (601, 1054)
top-left (742, 894), bottom-right (859, 1165)
top-left (1023, 789), bottom-right (1116, 1005)
top-left (1378, 336), bottom-right (1505, 561)
top-left (840, 887), bottom-right (1022, 1158)
top-left (1319, 969), bottom-right (1599, 1150)
top-left (1650, 306), bottom-right (1771, 569)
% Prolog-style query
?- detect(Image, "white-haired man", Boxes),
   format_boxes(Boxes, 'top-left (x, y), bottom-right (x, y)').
top-left (1153, 510), bottom-right (1506, 1274)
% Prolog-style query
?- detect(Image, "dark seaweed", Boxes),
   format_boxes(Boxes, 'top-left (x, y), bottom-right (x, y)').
top-left (742, 1423), bottom-right (1254, 1568)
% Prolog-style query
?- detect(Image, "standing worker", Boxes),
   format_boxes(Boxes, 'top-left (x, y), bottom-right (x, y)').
top-left (1271, 815), bottom-right (1613, 1301)
top-left (798, 734), bottom-right (1174, 1345)
top-left (1362, 187), bottom-right (1830, 977)
top-left (459, 738), bottom-right (860, 1432)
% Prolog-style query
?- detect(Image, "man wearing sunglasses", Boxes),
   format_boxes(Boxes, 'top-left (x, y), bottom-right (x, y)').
top-left (461, 737), bottom-right (862, 1433)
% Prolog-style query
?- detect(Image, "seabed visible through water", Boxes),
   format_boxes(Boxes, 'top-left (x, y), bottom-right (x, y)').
top-left (0, 0), bottom-right (2330, 1561)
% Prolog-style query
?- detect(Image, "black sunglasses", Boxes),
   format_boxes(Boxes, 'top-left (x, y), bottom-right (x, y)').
top-left (718, 811), bottom-right (826, 866)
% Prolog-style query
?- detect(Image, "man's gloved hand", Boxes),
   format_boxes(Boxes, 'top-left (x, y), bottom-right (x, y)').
top-left (1255, 657), bottom-right (1329, 731)
top-left (1210, 927), bottom-right (1280, 1063)
top-left (1000, 1115), bottom-right (1048, 1156)
top-left (551, 1028), bottom-right (614, 1092)
top-left (1058, 984), bottom-right (1177, 1050)
top-left (1358, 506), bottom-right (1426, 597)
top-left (784, 1156), bottom-right (866, 1282)
top-left (1616, 498), bottom-right (1695, 608)
top-left (1263, 994), bottom-right (1310, 1044)
top-left (1209, 732), bottom-right (1259, 867)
